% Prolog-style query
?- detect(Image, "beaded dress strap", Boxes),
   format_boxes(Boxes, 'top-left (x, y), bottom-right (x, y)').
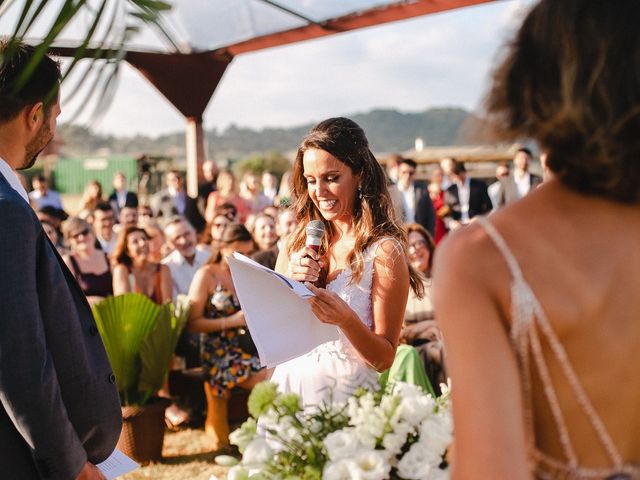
top-left (475, 216), bottom-right (627, 475)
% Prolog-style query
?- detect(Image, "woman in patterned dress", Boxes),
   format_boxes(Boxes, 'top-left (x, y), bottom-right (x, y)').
top-left (187, 223), bottom-right (267, 450)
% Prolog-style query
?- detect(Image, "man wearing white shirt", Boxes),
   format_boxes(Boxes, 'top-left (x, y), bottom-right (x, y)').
top-left (495, 148), bottom-right (543, 208)
top-left (93, 202), bottom-right (117, 254)
top-left (444, 160), bottom-right (492, 230)
top-left (395, 158), bottom-right (435, 236)
top-left (162, 216), bottom-right (208, 297)
top-left (29, 173), bottom-right (63, 211)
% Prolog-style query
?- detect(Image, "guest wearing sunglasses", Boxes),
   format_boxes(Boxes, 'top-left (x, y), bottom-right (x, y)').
top-left (62, 217), bottom-right (113, 306)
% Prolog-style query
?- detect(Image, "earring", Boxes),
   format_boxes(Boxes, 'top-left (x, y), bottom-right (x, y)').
top-left (357, 184), bottom-right (362, 200)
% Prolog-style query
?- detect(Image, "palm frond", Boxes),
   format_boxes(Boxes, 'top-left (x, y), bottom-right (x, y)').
top-left (0, 0), bottom-right (174, 120)
top-left (92, 293), bottom-right (161, 404)
top-left (138, 299), bottom-right (189, 403)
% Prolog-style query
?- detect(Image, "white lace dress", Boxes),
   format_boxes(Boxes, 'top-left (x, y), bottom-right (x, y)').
top-left (270, 241), bottom-right (386, 407)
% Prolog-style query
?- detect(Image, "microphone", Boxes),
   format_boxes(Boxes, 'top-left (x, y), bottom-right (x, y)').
top-left (305, 220), bottom-right (325, 254)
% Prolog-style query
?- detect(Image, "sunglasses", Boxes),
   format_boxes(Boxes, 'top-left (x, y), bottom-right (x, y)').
top-left (408, 240), bottom-right (427, 250)
top-left (72, 228), bottom-right (91, 240)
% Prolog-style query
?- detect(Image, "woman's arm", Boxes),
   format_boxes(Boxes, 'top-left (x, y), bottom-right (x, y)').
top-left (158, 264), bottom-right (173, 304)
top-left (186, 267), bottom-right (245, 333)
top-left (112, 264), bottom-right (131, 295)
top-left (306, 239), bottom-right (409, 372)
top-left (433, 227), bottom-right (529, 479)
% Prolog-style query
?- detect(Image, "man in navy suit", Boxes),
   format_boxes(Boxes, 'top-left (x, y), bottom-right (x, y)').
top-left (0, 41), bottom-right (121, 479)
top-left (443, 160), bottom-right (492, 230)
top-left (396, 158), bottom-right (436, 236)
top-left (108, 171), bottom-right (138, 217)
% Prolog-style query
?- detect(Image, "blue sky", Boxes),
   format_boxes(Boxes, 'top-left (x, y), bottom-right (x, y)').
top-left (59, 0), bottom-right (534, 137)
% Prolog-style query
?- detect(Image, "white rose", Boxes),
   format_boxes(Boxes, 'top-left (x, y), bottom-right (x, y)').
top-left (419, 417), bottom-right (453, 456)
top-left (347, 450), bottom-right (390, 480)
top-left (226, 465), bottom-right (249, 480)
top-left (398, 389), bottom-right (435, 425)
top-left (392, 382), bottom-right (424, 399)
top-left (381, 430), bottom-right (408, 457)
top-left (396, 443), bottom-right (441, 480)
top-left (323, 459), bottom-right (354, 480)
top-left (323, 428), bottom-right (362, 461)
top-left (241, 438), bottom-right (273, 467)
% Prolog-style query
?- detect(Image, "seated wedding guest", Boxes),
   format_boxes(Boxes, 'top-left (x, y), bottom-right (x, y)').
top-left (81, 179), bottom-right (104, 212)
top-left (275, 170), bottom-right (293, 207)
top-left (37, 204), bottom-right (67, 230)
top-left (141, 220), bottom-right (167, 263)
top-left (93, 202), bottom-right (117, 254)
top-left (434, 1), bottom-right (640, 478)
top-left (240, 171), bottom-right (272, 215)
top-left (187, 223), bottom-right (267, 450)
top-left (262, 171), bottom-right (279, 206)
top-left (137, 203), bottom-right (154, 224)
top-left (41, 219), bottom-right (68, 255)
top-left (400, 223), bottom-right (446, 394)
top-left (118, 205), bottom-right (138, 230)
top-left (252, 207), bottom-right (297, 270)
top-left (29, 173), bottom-right (64, 211)
top-left (250, 212), bottom-right (278, 253)
top-left (62, 217), bottom-right (113, 305)
top-left (162, 217), bottom-right (209, 297)
top-left (199, 204), bottom-right (236, 252)
top-left (205, 170), bottom-right (250, 224)
top-left (111, 226), bottom-right (172, 304)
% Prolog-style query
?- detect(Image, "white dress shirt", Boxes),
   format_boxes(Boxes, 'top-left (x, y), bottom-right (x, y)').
top-left (456, 177), bottom-right (471, 223)
top-left (162, 248), bottom-right (209, 297)
top-left (514, 172), bottom-right (531, 199)
top-left (0, 158), bottom-right (29, 203)
top-left (398, 183), bottom-right (416, 223)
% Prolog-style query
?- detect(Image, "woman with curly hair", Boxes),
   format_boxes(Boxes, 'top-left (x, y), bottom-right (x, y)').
top-left (270, 117), bottom-right (424, 407)
top-left (435, 1), bottom-right (640, 478)
top-left (111, 225), bottom-right (172, 304)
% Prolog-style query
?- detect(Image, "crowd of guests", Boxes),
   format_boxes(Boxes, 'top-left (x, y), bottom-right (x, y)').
top-left (27, 148), bottom-right (544, 452)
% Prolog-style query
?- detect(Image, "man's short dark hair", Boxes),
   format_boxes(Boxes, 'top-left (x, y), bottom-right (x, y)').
top-left (453, 160), bottom-right (467, 175)
top-left (94, 202), bottom-right (114, 213)
top-left (517, 147), bottom-right (533, 158)
top-left (0, 40), bottom-right (61, 123)
top-left (399, 158), bottom-right (417, 170)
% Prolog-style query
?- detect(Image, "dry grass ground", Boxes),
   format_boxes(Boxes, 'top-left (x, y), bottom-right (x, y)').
top-left (121, 429), bottom-right (233, 480)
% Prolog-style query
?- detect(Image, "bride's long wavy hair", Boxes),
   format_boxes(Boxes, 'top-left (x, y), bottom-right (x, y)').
top-left (287, 117), bottom-right (423, 297)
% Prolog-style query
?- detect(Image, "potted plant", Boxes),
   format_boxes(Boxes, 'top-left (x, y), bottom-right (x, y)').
top-left (92, 293), bottom-right (189, 463)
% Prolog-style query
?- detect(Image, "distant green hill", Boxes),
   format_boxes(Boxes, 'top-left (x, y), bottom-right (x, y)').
top-left (57, 106), bottom-right (484, 159)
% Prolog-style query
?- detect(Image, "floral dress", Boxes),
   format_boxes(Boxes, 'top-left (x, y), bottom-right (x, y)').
top-left (201, 284), bottom-right (261, 396)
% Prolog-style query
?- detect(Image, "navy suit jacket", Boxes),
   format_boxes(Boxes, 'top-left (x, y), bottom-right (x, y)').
top-left (0, 173), bottom-right (122, 479)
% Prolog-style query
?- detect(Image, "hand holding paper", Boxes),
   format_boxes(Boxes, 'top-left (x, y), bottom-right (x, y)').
top-left (228, 253), bottom-right (339, 367)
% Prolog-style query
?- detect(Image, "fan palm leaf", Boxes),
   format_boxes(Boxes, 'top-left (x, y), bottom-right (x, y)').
top-left (92, 293), bottom-right (160, 404)
top-left (138, 299), bottom-right (189, 403)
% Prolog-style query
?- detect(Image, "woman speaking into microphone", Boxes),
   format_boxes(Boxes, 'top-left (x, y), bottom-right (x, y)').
top-left (271, 117), bottom-right (424, 407)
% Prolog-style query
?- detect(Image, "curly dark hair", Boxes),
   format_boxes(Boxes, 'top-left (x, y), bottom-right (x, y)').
top-left (289, 117), bottom-right (423, 297)
top-left (485, 0), bottom-right (640, 203)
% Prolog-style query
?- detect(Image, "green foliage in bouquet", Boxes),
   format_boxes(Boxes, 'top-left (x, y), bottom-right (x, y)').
top-left (229, 381), bottom-right (453, 480)
top-left (92, 293), bottom-right (189, 406)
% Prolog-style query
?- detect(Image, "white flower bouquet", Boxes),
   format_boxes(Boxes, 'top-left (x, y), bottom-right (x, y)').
top-left (227, 381), bottom-right (452, 480)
